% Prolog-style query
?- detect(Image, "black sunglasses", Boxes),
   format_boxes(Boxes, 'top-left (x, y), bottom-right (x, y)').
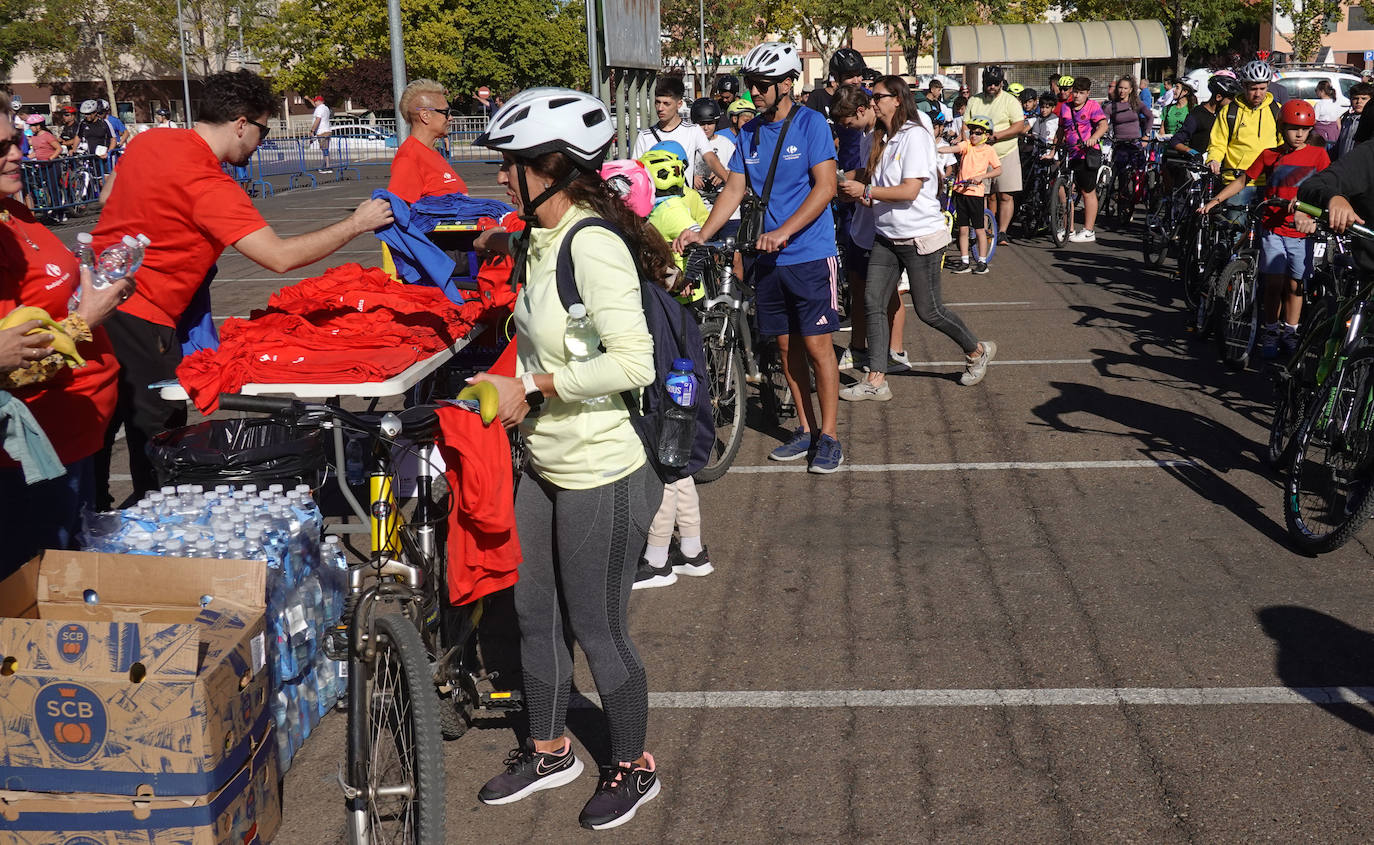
top-left (870, 92), bottom-right (897, 102)
top-left (246, 118), bottom-right (271, 140)
top-left (744, 77), bottom-right (782, 91)
top-left (968, 128), bottom-right (989, 135)
top-left (419, 106), bottom-right (454, 118)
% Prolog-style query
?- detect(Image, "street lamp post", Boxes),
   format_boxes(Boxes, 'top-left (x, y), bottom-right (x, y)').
top-left (173, 0), bottom-right (193, 124)
top-left (387, 0), bottom-right (407, 139)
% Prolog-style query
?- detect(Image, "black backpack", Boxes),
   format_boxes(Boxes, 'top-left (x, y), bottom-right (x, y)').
top-left (555, 217), bottom-right (715, 483)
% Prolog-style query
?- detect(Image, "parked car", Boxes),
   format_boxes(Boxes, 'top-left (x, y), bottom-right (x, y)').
top-left (329, 124), bottom-right (399, 150)
top-left (1273, 65), bottom-right (1363, 108)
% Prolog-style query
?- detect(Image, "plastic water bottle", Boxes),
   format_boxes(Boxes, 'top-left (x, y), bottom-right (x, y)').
top-left (95, 239), bottom-right (134, 289)
top-left (68, 233), bottom-right (97, 311)
top-left (125, 233), bottom-right (150, 275)
top-left (659, 358), bottom-right (697, 468)
top-left (564, 304), bottom-right (611, 406)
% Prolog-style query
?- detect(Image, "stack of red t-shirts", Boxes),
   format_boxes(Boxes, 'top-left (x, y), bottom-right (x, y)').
top-left (178, 263), bottom-right (487, 413)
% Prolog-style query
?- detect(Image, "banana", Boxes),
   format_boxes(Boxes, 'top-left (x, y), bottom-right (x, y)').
top-left (0, 305), bottom-right (56, 331)
top-left (457, 381), bottom-right (500, 426)
top-left (23, 327), bottom-right (86, 368)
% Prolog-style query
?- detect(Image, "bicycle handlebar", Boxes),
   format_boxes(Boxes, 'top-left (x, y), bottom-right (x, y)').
top-left (218, 393), bottom-right (301, 414)
top-left (1294, 201), bottom-right (1374, 241)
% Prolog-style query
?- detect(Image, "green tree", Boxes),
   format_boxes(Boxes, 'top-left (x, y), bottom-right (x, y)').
top-left (136, 0), bottom-right (270, 79)
top-left (875, 0), bottom-right (995, 74)
top-left (27, 2), bottom-right (144, 107)
top-left (790, 0), bottom-right (878, 72)
top-left (660, 0), bottom-right (758, 89)
top-left (1063, 0), bottom-right (1263, 77)
top-left (1276, 0), bottom-right (1343, 62)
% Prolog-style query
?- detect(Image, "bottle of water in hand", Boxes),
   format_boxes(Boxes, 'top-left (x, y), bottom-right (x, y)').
top-left (658, 358), bottom-right (697, 468)
top-left (67, 232), bottom-right (97, 312)
top-left (565, 304), bottom-right (611, 407)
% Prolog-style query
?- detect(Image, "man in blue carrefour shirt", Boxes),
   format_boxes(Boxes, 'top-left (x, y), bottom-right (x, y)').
top-left (675, 41), bottom-right (844, 474)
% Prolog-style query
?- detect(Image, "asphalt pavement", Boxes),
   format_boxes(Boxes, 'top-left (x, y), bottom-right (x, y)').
top-left (79, 165), bottom-right (1374, 843)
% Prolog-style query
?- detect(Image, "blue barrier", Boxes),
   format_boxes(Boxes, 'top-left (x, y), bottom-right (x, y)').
top-left (22, 153), bottom-right (119, 219)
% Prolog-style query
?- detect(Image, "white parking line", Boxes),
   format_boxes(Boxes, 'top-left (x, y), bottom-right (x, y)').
top-left (942, 301), bottom-right (1035, 307)
top-left (729, 459), bottom-right (1195, 475)
top-left (569, 686), bottom-right (1374, 709)
top-left (900, 358), bottom-right (1094, 368)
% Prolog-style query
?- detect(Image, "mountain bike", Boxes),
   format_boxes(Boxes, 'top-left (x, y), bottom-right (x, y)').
top-left (1267, 203), bottom-right (1366, 469)
top-left (1280, 205), bottom-right (1374, 553)
top-left (1012, 138), bottom-right (1056, 239)
top-left (1214, 198), bottom-right (1288, 370)
top-left (1045, 146), bottom-right (1110, 247)
top-left (1141, 154), bottom-right (1209, 268)
top-left (682, 237), bottom-right (797, 477)
top-left (217, 392), bottom-right (524, 844)
top-left (1183, 168), bottom-right (1248, 334)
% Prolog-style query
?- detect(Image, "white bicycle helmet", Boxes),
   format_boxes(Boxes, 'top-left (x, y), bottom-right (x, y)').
top-left (475, 87), bottom-right (612, 169)
top-left (742, 42), bottom-right (802, 80)
top-left (79, 99), bottom-right (98, 115)
top-left (1238, 60), bottom-right (1275, 84)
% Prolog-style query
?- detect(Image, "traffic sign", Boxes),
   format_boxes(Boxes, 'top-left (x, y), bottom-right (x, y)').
top-left (1366, 49), bottom-right (1374, 62)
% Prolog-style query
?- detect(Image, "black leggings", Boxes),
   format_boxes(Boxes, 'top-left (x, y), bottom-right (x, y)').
top-left (513, 461), bottom-right (662, 763)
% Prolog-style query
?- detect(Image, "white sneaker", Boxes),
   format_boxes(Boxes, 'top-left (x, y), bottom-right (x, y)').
top-left (887, 350), bottom-right (911, 371)
top-left (839, 380), bottom-right (893, 402)
top-left (837, 347), bottom-right (854, 370)
top-left (1068, 229), bottom-right (1096, 243)
top-left (960, 340), bottom-right (997, 386)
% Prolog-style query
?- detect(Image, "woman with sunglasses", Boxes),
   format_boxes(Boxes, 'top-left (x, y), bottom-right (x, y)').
top-left (387, 78), bottom-right (469, 202)
top-left (0, 98), bottom-right (132, 579)
top-left (835, 75), bottom-right (996, 401)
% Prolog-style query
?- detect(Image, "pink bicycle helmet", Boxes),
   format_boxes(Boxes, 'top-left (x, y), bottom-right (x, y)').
top-left (599, 158), bottom-right (654, 218)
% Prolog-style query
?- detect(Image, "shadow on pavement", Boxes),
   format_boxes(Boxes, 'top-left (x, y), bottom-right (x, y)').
top-left (1032, 379), bottom-right (1288, 544)
top-left (1258, 605), bottom-right (1374, 734)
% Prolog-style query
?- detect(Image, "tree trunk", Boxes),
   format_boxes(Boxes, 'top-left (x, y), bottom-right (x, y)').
top-left (96, 37), bottom-right (117, 109)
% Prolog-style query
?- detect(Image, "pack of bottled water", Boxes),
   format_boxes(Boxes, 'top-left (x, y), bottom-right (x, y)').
top-left (82, 482), bottom-right (348, 773)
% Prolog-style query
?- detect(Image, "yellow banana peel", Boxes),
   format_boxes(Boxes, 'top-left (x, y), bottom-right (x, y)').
top-left (457, 381), bottom-right (500, 426)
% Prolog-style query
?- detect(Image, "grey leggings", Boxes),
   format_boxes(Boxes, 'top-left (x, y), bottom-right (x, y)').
top-left (513, 461), bottom-right (663, 763)
top-left (868, 235), bottom-right (979, 357)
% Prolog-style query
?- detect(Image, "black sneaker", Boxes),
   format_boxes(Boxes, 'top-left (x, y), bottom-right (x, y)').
top-left (632, 557), bottom-right (677, 590)
top-left (478, 738), bottom-right (584, 805)
top-left (578, 755), bottom-right (661, 830)
top-left (952, 259), bottom-right (973, 274)
top-left (670, 544), bottom-right (713, 577)
top-left (973, 261), bottom-right (990, 275)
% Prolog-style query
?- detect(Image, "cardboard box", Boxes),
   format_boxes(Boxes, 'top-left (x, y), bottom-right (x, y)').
top-left (0, 551), bottom-right (270, 797)
top-left (0, 724), bottom-right (282, 844)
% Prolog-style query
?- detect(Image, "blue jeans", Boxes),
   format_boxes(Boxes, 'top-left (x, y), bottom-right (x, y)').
top-left (0, 456), bottom-right (95, 580)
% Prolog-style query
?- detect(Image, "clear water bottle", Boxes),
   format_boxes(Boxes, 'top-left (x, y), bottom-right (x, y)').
top-left (67, 233), bottom-right (97, 311)
top-left (658, 358), bottom-right (697, 468)
top-left (564, 304), bottom-right (611, 407)
top-left (125, 233), bottom-right (150, 275)
top-left (95, 239), bottom-right (133, 289)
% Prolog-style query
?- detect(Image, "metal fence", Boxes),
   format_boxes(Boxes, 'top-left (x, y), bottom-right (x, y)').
top-left (20, 153), bottom-right (119, 220)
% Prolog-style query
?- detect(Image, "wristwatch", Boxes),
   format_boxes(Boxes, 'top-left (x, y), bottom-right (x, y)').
top-left (522, 372), bottom-right (544, 414)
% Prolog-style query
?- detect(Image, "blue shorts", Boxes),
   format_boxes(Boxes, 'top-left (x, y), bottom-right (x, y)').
top-left (1259, 231), bottom-right (1314, 280)
top-left (754, 255), bottom-right (840, 337)
top-left (716, 219), bottom-right (741, 241)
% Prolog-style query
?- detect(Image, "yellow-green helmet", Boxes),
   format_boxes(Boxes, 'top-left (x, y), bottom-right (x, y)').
top-left (1057, 74), bottom-right (1076, 88)
top-left (727, 99), bottom-right (757, 118)
top-left (639, 149), bottom-right (685, 191)
top-left (1007, 82), bottom-right (1025, 95)
top-left (965, 116), bottom-right (994, 134)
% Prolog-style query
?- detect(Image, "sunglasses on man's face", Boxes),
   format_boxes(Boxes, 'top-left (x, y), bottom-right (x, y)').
top-left (745, 77), bottom-right (782, 92)
top-left (420, 106), bottom-right (454, 118)
top-left (246, 118), bottom-right (271, 140)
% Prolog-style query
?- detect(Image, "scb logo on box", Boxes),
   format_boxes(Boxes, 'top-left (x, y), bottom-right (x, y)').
top-left (56, 623), bottom-right (88, 663)
top-left (34, 682), bottom-right (107, 764)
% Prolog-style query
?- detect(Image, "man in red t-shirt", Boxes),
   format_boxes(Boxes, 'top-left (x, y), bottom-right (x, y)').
top-left (90, 69), bottom-right (394, 506)
top-left (387, 79), bottom-right (469, 203)
top-left (1203, 99), bottom-right (1329, 358)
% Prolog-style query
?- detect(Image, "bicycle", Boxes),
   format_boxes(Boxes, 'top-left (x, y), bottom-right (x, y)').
top-left (1212, 198), bottom-right (1288, 370)
top-left (682, 237), bottom-right (794, 469)
top-left (1266, 202), bottom-right (1366, 469)
top-left (1181, 168), bottom-right (1247, 332)
top-left (940, 177), bottom-right (998, 265)
top-left (1045, 146), bottom-right (1110, 247)
top-left (1141, 154), bottom-right (1210, 268)
top-left (1012, 138), bottom-right (1057, 239)
top-left (216, 392), bottom-right (524, 844)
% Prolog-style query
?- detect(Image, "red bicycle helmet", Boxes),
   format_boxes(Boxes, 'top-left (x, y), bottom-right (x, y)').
top-left (1280, 99), bottom-right (1315, 127)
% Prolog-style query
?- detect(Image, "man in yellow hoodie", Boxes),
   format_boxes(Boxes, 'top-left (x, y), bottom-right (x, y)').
top-left (1207, 60), bottom-right (1283, 219)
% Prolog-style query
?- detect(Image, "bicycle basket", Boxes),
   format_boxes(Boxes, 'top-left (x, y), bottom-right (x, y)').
top-left (147, 417), bottom-right (328, 488)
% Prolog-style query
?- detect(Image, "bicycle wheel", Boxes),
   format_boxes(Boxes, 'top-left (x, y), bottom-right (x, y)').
top-left (1267, 304), bottom-right (1330, 469)
top-left (1095, 166), bottom-right (1115, 223)
top-left (1142, 201), bottom-right (1171, 267)
top-left (694, 317), bottom-right (746, 483)
top-left (1217, 256), bottom-right (1259, 370)
top-left (976, 208), bottom-right (998, 262)
top-left (1284, 350), bottom-right (1374, 553)
top-left (1047, 178), bottom-right (1070, 246)
top-left (1178, 223), bottom-right (1209, 310)
top-left (755, 336), bottom-right (793, 428)
top-left (347, 611), bottom-right (445, 845)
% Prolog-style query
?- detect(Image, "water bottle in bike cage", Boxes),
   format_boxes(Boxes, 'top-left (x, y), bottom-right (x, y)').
top-left (659, 358), bottom-right (698, 468)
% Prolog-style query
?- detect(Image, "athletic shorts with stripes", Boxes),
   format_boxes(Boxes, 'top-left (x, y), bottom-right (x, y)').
top-left (752, 254), bottom-right (840, 337)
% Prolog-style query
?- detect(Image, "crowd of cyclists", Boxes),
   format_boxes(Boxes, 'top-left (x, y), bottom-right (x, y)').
top-left (5, 35), bottom-right (1374, 835)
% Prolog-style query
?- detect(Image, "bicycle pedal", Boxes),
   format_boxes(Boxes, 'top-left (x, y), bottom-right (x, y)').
top-left (478, 689), bottom-right (523, 711)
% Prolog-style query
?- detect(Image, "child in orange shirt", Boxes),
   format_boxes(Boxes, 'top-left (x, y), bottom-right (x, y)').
top-left (938, 116), bottom-right (1002, 274)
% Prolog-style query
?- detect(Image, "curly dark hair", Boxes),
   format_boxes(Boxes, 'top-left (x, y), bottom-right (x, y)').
top-left (198, 70), bottom-right (278, 124)
top-left (524, 151), bottom-right (677, 287)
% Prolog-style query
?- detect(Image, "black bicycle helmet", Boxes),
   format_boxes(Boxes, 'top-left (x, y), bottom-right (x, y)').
top-left (982, 65), bottom-right (1006, 87)
top-left (829, 48), bottom-right (867, 80)
top-left (1019, 87), bottom-right (1039, 103)
top-left (690, 97), bottom-right (722, 126)
top-left (1208, 74), bottom-right (1244, 100)
top-left (713, 75), bottom-right (740, 96)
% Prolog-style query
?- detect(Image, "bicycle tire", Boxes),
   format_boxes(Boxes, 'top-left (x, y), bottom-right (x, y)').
top-left (1095, 166), bottom-right (1115, 224)
top-left (974, 208), bottom-right (998, 263)
top-left (756, 337), bottom-right (793, 428)
top-left (348, 611), bottom-right (445, 845)
top-left (1217, 256), bottom-right (1259, 370)
top-left (1267, 302), bottom-right (1330, 470)
top-left (1178, 224), bottom-right (1209, 310)
top-left (694, 323), bottom-right (747, 483)
top-left (1284, 350), bottom-right (1374, 554)
top-left (1142, 206), bottom-right (1170, 267)
top-left (1047, 178), bottom-right (1070, 246)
